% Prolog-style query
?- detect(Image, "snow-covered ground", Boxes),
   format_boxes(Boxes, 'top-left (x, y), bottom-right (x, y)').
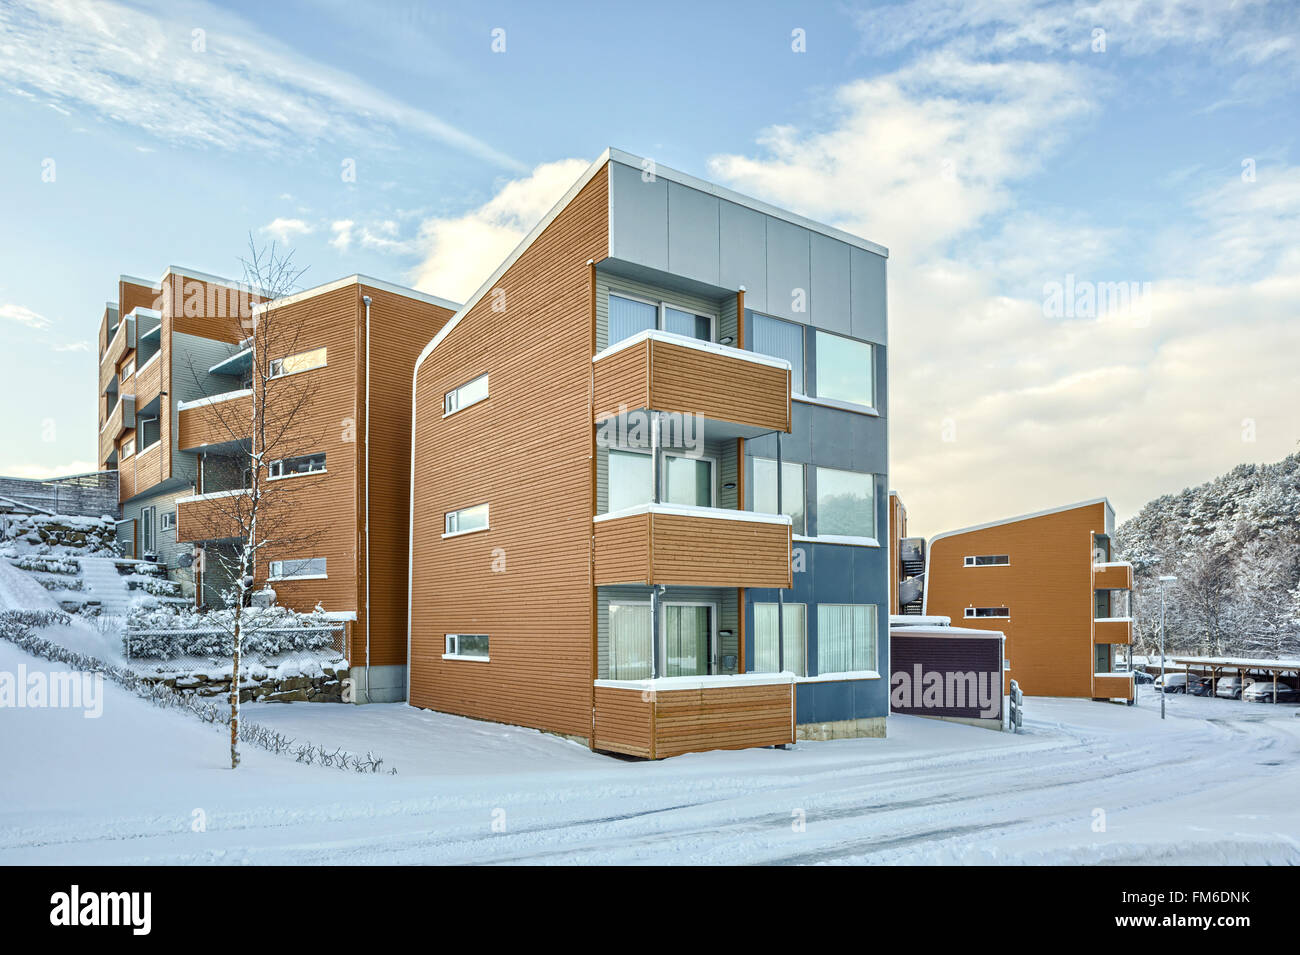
top-left (2, 631), bottom-right (1297, 864)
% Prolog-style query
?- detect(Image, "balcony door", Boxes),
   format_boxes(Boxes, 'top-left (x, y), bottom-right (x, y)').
top-left (662, 602), bottom-right (716, 677)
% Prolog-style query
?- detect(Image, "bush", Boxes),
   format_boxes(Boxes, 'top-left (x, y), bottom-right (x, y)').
top-left (124, 601), bottom-right (342, 660)
top-left (11, 555), bottom-right (80, 575)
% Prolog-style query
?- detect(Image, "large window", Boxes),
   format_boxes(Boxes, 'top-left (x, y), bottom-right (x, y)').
top-left (140, 505), bottom-right (155, 555)
top-left (607, 449), bottom-right (714, 512)
top-left (608, 602), bottom-right (652, 680)
top-left (815, 467), bottom-right (876, 539)
top-left (269, 453), bottom-right (326, 479)
top-left (269, 347), bottom-right (326, 378)
top-left (445, 373), bottom-right (488, 416)
top-left (663, 603), bottom-right (714, 678)
top-left (268, 557), bottom-right (327, 580)
top-left (444, 503), bottom-right (489, 536)
top-left (751, 313), bottom-right (804, 393)
top-left (444, 634), bottom-right (489, 661)
top-left (750, 457), bottom-right (806, 534)
top-left (608, 293), bottom-right (714, 347)
top-left (815, 331), bottom-right (874, 408)
top-left (817, 604), bottom-right (876, 674)
top-left (754, 602), bottom-right (807, 676)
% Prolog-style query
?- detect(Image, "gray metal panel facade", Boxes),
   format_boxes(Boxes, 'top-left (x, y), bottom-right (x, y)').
top-left (667, 181), bottom-right (720, 285)
top-left (609, 161), bottom-right (668, 271)
top-left (850, 247), bottom-right (887, 345)
top-left (719, 201), bottom-right (768, 311)
top-left (764, 216), bottom-right (811, 322)
top-left (811, 233), bottom-right (852, 335)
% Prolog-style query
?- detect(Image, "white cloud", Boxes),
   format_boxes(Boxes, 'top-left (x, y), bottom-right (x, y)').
top-left (409, 159), bottom-right (590, 303)
top-left (260, 217), bottom-right (314, 244)
top-left (0, 460), bottom-right (99, 480)
top-left (52, 341), bottom-right (90, 352)
top-left (0, 303), bottom-right (50, 329)
top-left (0, 0), bottom-right (523, 168)
top-left (329, 220), bottom-right (355, 253)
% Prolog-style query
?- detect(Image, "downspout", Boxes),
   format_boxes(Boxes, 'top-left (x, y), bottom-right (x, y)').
top-left (363, 295), bottom-right (373, 703)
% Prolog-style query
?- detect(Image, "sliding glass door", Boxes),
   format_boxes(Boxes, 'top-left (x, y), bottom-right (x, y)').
top-left (663, 603), bottom-right (715, 677)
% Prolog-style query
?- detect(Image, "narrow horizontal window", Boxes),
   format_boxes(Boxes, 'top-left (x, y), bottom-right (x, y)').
top-left (269, 557), bottom-right (326, 580)
top-left (269, 346), bottom-right (326, 378)
top-left (965, 607), bottom-right (1010, 618)
top-left (268, 453), bottom-right (326, 478)
top-left (444, 373), bottom-right (489, 415)
top-left (445, 634), bottom-right (489, 659)
top-left (964, 555), bottom-right (1010, 567)
top-left (445, 503), bottom-right (489, 536)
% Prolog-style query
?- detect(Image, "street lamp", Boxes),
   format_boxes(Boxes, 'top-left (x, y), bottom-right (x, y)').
top-left (1158, 575), bottom-right (1177, 720)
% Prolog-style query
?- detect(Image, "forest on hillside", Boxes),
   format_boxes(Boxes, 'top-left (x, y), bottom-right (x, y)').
top-left (1114, 452), bottom-right (1300, 660)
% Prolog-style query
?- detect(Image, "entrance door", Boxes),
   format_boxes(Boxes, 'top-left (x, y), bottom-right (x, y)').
top-left (662, 603), bottom-right (715, 677)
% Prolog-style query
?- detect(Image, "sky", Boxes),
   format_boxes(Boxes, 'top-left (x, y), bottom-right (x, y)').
top-left (1, 0), bottom-right (1298, 537)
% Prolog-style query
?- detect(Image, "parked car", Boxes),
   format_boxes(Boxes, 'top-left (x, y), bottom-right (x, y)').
top-left (1215, 676), bottom-right (1254, 700)
top-left (1132, 669), bottom-right (1155, 685)
top-left (1187, 676), bottom-right (1215, 697)
top-left (1154, 673), bottom-right (1190, 694)
top-left (1243, 681), bottom-right (1300, 704)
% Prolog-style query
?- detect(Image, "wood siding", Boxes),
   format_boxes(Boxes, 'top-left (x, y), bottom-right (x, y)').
top-left (1094, 563), bottom-right (1133, 590)
top-left (1093, 618), bottom-right (1133, 644)
top-left (1093, 674), bottom-right (1135, 700)
top-left (592, 682), bottom-right (794, 759)
top-left (926, 502), bottom-right (1110, 699)
top-left (592, 686), bottom-right (653, 758)
top-left (409, 164), bottom-right (609, 739)
top-left (177, 393), bottom-right (252, 450)
top-left (592, 511), bottom-right (792, 588)
top-left (592, 336), bottom-right (791, 432)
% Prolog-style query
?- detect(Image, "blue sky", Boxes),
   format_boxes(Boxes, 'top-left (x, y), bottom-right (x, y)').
top-left (2, 0), bottom-right (1298, 534)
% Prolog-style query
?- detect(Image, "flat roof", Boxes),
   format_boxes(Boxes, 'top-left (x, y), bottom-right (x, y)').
top-left (254, 274), bottom-right (461, 314)
top-left (1169, 656), bottom-right (1300, 671)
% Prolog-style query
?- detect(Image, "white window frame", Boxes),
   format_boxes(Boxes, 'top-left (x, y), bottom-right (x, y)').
top-left (608, 291), bottom-right (717, 345)
top-left (268, 557), bottom-right (328, 581)
top-left (269, 346), bottom-right (327, 379)
top-left (607, 599), bottom-right (652, 681)
top-left (752, 601), bottom-right (808, 677)
top-left (139, 505), bottom-right (155, 554)
top-left (159, 509), bottom-right (177, 532)
top-left (443, 503), bottom-right (490, 538)
top-left (268, 453), bottom-right (327, 480)
top-left (444, 372), bottom-right (489, 417)
top-left (964, 555), bottom-right (1010, 567)
top-left (119, 356), bottom-right (136, 379)
top-left (815, 603), bottom-right (879, 676)
top-left (120, 436), bottom-right (135, 458)
top-left (749, 456), bottom-right (806, 533)
top-left (443, 633), bottom-right (490, 662)
top-left (660, 599), bottom-right (721, 677)
top-left (965, 606), bottom-right (1011, 619)
top-left (813, 328), bottom-right (876, 411)
top-left (605, 445), bottom-right (718, 513)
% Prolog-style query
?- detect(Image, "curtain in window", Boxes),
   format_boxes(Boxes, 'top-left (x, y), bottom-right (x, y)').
top-left (664, 604), bottom-right (710, 677)
top-left (609, 295), bottom-right (657, 346)
top-left (753, 602), bottom-right (807, 676)
top-left (752, 314), bottom-right (804, 393)
top-left (816, 604), bottom-right (876, 674)
top-left (609, 603), bottom-right (652, 680)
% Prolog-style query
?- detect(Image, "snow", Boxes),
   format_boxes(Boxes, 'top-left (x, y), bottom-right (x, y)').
top-left (2, 622), bottom-right (1298, 864)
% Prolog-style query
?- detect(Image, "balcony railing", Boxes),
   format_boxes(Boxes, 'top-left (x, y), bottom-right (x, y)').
top-left (177, 389), bottom-right (252, 451)
top-left (1093, 672), bottom-right (1135, 700)
top-left (592, 503), bottom-right (791, 588)
top-left (593, 330), bottom-right (791, 434)
top-left (99, 316), bottom-right (134, 394)
top-left (1094, 561), bottom-right (1134, 590)
top-left (1094, 617), bottom-right (1133, 644)
top-left (176, 489), bottom-right (249, 543)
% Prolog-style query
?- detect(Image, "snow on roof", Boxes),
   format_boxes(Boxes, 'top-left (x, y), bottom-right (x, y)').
top-left (1168, 655), bottom-right (1300, 671)
top-left (890, 615), bottom-right (951, 626)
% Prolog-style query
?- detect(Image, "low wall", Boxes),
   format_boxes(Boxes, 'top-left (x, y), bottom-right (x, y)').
top-left (139, 662), bottom-right (351, 703)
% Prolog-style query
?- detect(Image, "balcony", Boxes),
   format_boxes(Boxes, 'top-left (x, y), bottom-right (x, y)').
top-left (1094, 617), bottom-right (1134, 644)
top-left (98, 317), bottom-right (133, 394)
top-left (1094, 561), bottom-right (1133, 590)
top-left (1093, 672), bottom-right (1135, 701)
top-left (178, 390), bottom-right (252, 451)
top-left (176, 489), bottom-right (249, 543)
top-left (99, 394), bottom-right (135, 460)
top-left (593, 330), bottom-right (791, 436)
top-left (593, 674), bottom-right (795, 759)
top-left (593, 504), bottom-right (791, 589)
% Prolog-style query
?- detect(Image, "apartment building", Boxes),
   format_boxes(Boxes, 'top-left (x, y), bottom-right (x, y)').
top-left (97, 268), bottom-right (457, 702)
top-left (918, 498), bottom-right (1136, 701)
top-left (408, 148), bottom-right (890, 758)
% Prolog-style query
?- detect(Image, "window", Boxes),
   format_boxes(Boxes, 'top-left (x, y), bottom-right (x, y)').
top-left (751, 313), bottom-right (804, 393)
top-left (120, 436), bottom-right (135, 458)
top-left (445, 373), bottom-right (488, 416)
top-left (608, 293), bottom-right (714, 347)
top-left (814, 331), bottom-right (874, 408)
top-left (965, 607), bottom-right (1010, 619)
top-left (119, 357), bottom-right (135, 379)
top-left (965, 554), bottom-right (1010, 567)
top-left (817, 604), bottom-right (877, 674)
top-left (607, 448), bottom-right (714, 512)
top-left (608, 602), bottom-right (652, 680)
top-left (269, 347), bottom-right (326, 378)
top-left (268, 453), bottom-right (326, 479)
top-left (444, 503), bottom-right (489, 536)
top-left (662, 603), bottom-right (715, 677)
top-left (750, 457), bottom-right (806, 534)
top-left (444, 634), bottom-right (489, 660)
top-left (268, 557), bottom-right (327, 580)
top-left (160, 509), bottom-right (177, 532)
top-left (815, 467), bottom-right (876, 539)
top-left (754, 602), bottom-right (807, 676)
top-left (138, 416), bottom-right (161, 450)
top-left (140, 505), bottom-right (155, 555)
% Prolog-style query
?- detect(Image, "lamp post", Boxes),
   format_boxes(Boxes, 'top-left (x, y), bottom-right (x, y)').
top-left (1158, 575), bottom-right (1177, 720)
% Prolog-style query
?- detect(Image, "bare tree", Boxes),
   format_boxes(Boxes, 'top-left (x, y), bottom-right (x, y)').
top-left (1176, 546), bottom-right (1234, 656)
top-left (180, 236), bottom-right (327, 768)
top-left (1235, 539), bottom-right (1299, 659)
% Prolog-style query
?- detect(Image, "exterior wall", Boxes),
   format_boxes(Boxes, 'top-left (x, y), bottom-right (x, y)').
top-left (408, 164), bottom-right (609, 738)
top-left (595, 584), bottom-right (741, 678)
top-left (122, 485), bottom-right (200, 599)
top-left (924, 501), bottom-right (1110, 699)
top-left (889, 492), bottom-right (907, 615)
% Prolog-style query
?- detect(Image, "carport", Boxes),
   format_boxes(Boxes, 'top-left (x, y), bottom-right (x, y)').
top-left (1168, 655), bottom-right (1300, 702)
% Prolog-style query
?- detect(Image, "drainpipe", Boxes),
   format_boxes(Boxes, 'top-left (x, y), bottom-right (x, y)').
top-left (650, 412), bottom-right (661, 680)
top-left (363, 295), bottom-right (372, 703)
top-left (776, 432), bottom-right (785, 673)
